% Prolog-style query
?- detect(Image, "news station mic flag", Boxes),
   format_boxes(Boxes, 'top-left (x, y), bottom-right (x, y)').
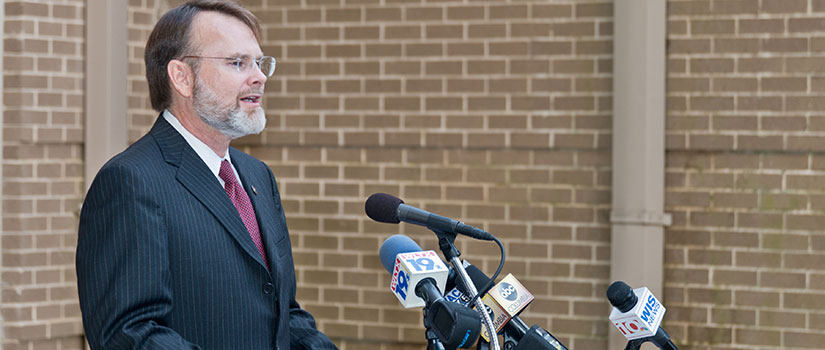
top-left (379, 235), bottom-right (481, 348)
top-left (607, 281), bottom-right (677, 350)
top-left (449, 264), bottom-right (567, 350)
top-left (380, 235), bottom-right (449, 308)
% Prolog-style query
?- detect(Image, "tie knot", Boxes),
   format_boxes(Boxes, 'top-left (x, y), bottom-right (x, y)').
top-left (219, 159), bottom-right (235, 184)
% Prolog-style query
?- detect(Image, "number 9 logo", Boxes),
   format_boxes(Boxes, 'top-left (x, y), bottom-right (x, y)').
top-left (407, 257), bottom-right (435, 271)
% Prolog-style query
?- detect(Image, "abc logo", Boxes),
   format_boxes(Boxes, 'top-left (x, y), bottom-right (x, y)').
top-left (498, 282), bottom-right (518, 301)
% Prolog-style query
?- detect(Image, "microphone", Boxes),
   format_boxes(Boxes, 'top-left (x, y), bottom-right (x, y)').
top-left (460, 266), bottom-right (567, 350)
top-left (378, 234), bottom-right (462, 308)
top-left (379, 235), bottom-right (481, 348)
top-left (468, 271), bottom-right (531, 342)
top-left (379, 235), bottom-right (450, 308)
top-left (443, 267), bottom-right (511, 342)
top-left (366, 193), bottom-right (495, 241)
top-left (607, 281), bottom-right (677, 350)
top-left (379, 234), bottom-right (423, 273)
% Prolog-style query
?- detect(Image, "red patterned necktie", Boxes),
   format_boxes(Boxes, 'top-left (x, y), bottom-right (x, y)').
top-left (219, 160), bottom-right (269, 269)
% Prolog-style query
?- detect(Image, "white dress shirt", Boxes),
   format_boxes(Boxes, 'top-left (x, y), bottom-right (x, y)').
top-left (162, 109), bottom-right (244, 188)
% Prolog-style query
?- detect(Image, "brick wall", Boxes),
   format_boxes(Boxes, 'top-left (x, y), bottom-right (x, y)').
top-left (238, 0), bottom-right (614, 348)
top-left (122, 0), bottom-right (612, 349)
top-left (5, 0), bottom-right (825, 349)
top-left (2, 1), bottom-right (85, 349)
top-left (129, 0), bottom-right (614, 348)
top-left (128, 0), bottom-right (168, 143)
top-left (666, 0), bottom-right (825, 348)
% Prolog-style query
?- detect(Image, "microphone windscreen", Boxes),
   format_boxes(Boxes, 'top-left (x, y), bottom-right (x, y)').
top-left (378, 234), bottom-right (422, 273)
top-left (430, 301), bottom-right (481, 348)
top-left (365, 193), bottom-right (403, 224)
top-left (461, 264), bottom-right (491, 294)
top-left (607, 281), bottom-right (637, 312)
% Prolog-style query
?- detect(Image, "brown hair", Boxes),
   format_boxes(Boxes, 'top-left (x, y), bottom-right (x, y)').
top-left (144, 0), bottom-right (261, 112)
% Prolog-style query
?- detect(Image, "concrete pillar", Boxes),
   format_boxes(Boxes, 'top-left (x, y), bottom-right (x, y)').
top-left (85, 0), bottom-right (128, 189)
top-left (610, 0), bottom-right (670, 349)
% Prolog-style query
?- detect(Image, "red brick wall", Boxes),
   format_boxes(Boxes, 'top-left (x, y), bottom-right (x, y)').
top-left (666, 0), bottom-right (825, 348)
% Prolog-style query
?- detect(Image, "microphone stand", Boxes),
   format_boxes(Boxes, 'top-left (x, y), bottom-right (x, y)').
top-left (426, 329), bottom-right (446, 350)
top-left (624, 338), bottom-right (645, 350)
top-left (435, 231), bottom-right (501, 350)
top-left (502, 328), bottom-right (519, 349)
top-left (625, 338), bottom-right (678, 350)
top-left (624, 328), bottom-right (678, 350)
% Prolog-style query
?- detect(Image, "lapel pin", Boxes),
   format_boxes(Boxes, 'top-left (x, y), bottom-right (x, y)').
top-left (252, 185), bottom-right (258, 195)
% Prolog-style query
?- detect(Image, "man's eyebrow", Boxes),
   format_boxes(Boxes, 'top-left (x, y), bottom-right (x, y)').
top-left (228, 53), bottom-right (263, 59)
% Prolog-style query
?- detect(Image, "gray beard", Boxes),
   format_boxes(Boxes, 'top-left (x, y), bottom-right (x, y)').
top-left (193, 77), bottom-right (266, 140)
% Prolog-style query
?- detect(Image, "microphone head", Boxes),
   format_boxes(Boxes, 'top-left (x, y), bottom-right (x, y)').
top-left (462, 264), bottom-right (491, 294)
top-left (607, 281), bottom-right (637, 313)
top-left (365, 193), bottom-right (404, 224)
top-left (378, 234), bottom-right (422, 273)
top-left (427, 300), bottom-right (481, 348)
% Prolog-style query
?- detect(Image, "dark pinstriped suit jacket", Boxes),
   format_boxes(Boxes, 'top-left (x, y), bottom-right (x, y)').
top-left (76, 116), bottom-right (337, 349)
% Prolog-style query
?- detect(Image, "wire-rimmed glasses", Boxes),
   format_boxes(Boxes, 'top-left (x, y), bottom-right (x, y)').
top-left (181, 55), bottom-right (277, 77)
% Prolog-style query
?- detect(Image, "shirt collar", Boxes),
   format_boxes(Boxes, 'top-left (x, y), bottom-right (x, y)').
top-left (162, 109), bottom-right (232, 183)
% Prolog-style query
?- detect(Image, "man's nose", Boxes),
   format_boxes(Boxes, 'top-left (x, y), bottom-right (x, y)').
top-left (248, 62), bottom-right (267, 86)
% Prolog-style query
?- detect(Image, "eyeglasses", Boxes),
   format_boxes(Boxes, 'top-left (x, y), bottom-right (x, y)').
top-left (181, 55), bottom-right (277, 77)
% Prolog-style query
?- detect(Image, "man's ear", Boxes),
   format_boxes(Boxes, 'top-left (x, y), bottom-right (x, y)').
top-left (167, 59), bottom-right (194, 98)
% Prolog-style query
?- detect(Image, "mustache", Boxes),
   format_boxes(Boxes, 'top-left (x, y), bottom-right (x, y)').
top-left (239, 88), bottom-right (264, 96)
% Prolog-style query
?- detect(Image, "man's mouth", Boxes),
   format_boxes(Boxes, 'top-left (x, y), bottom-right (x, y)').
top-left (240, 95), bottom-right (261, 103)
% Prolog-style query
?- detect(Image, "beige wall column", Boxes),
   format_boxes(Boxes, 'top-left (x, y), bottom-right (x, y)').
top-left (610, 0), bottom-right (669, 349)
top-left (85, 0), bottom-right (128, 189)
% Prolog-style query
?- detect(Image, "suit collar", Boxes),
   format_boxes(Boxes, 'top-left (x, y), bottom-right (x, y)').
top-left (150, 114), bottom-right (186, 167)
top-left (162, 110), bottom-right (230, 182)
top-left (150, 116), bottom-right (271, 273)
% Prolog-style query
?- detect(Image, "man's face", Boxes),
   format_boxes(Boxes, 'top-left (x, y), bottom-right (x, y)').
top-left (189, 12), bottom-right (267, 139)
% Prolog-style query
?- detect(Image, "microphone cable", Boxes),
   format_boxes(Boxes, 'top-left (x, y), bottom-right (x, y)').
top-left (466, 235), bottom-right (506, 312)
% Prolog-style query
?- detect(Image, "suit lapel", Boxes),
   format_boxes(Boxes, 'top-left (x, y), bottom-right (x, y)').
top-left (150, 116), bottom-right (269, 271)
top-left (230, 148), bottom-right (286, 274)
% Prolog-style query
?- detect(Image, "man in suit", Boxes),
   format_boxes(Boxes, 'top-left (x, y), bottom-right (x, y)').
top-left (75, 1), bottom-right (338, 349)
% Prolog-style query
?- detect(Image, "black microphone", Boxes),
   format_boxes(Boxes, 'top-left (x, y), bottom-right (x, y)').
top-left (365, 193), bottom-right (495, 241)
top-left (417, 280), bottom-right (482, 349)
top-left (462, 266), bottom-right (567, 350)
top-left (607, 281), bottom-right (677, 350)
